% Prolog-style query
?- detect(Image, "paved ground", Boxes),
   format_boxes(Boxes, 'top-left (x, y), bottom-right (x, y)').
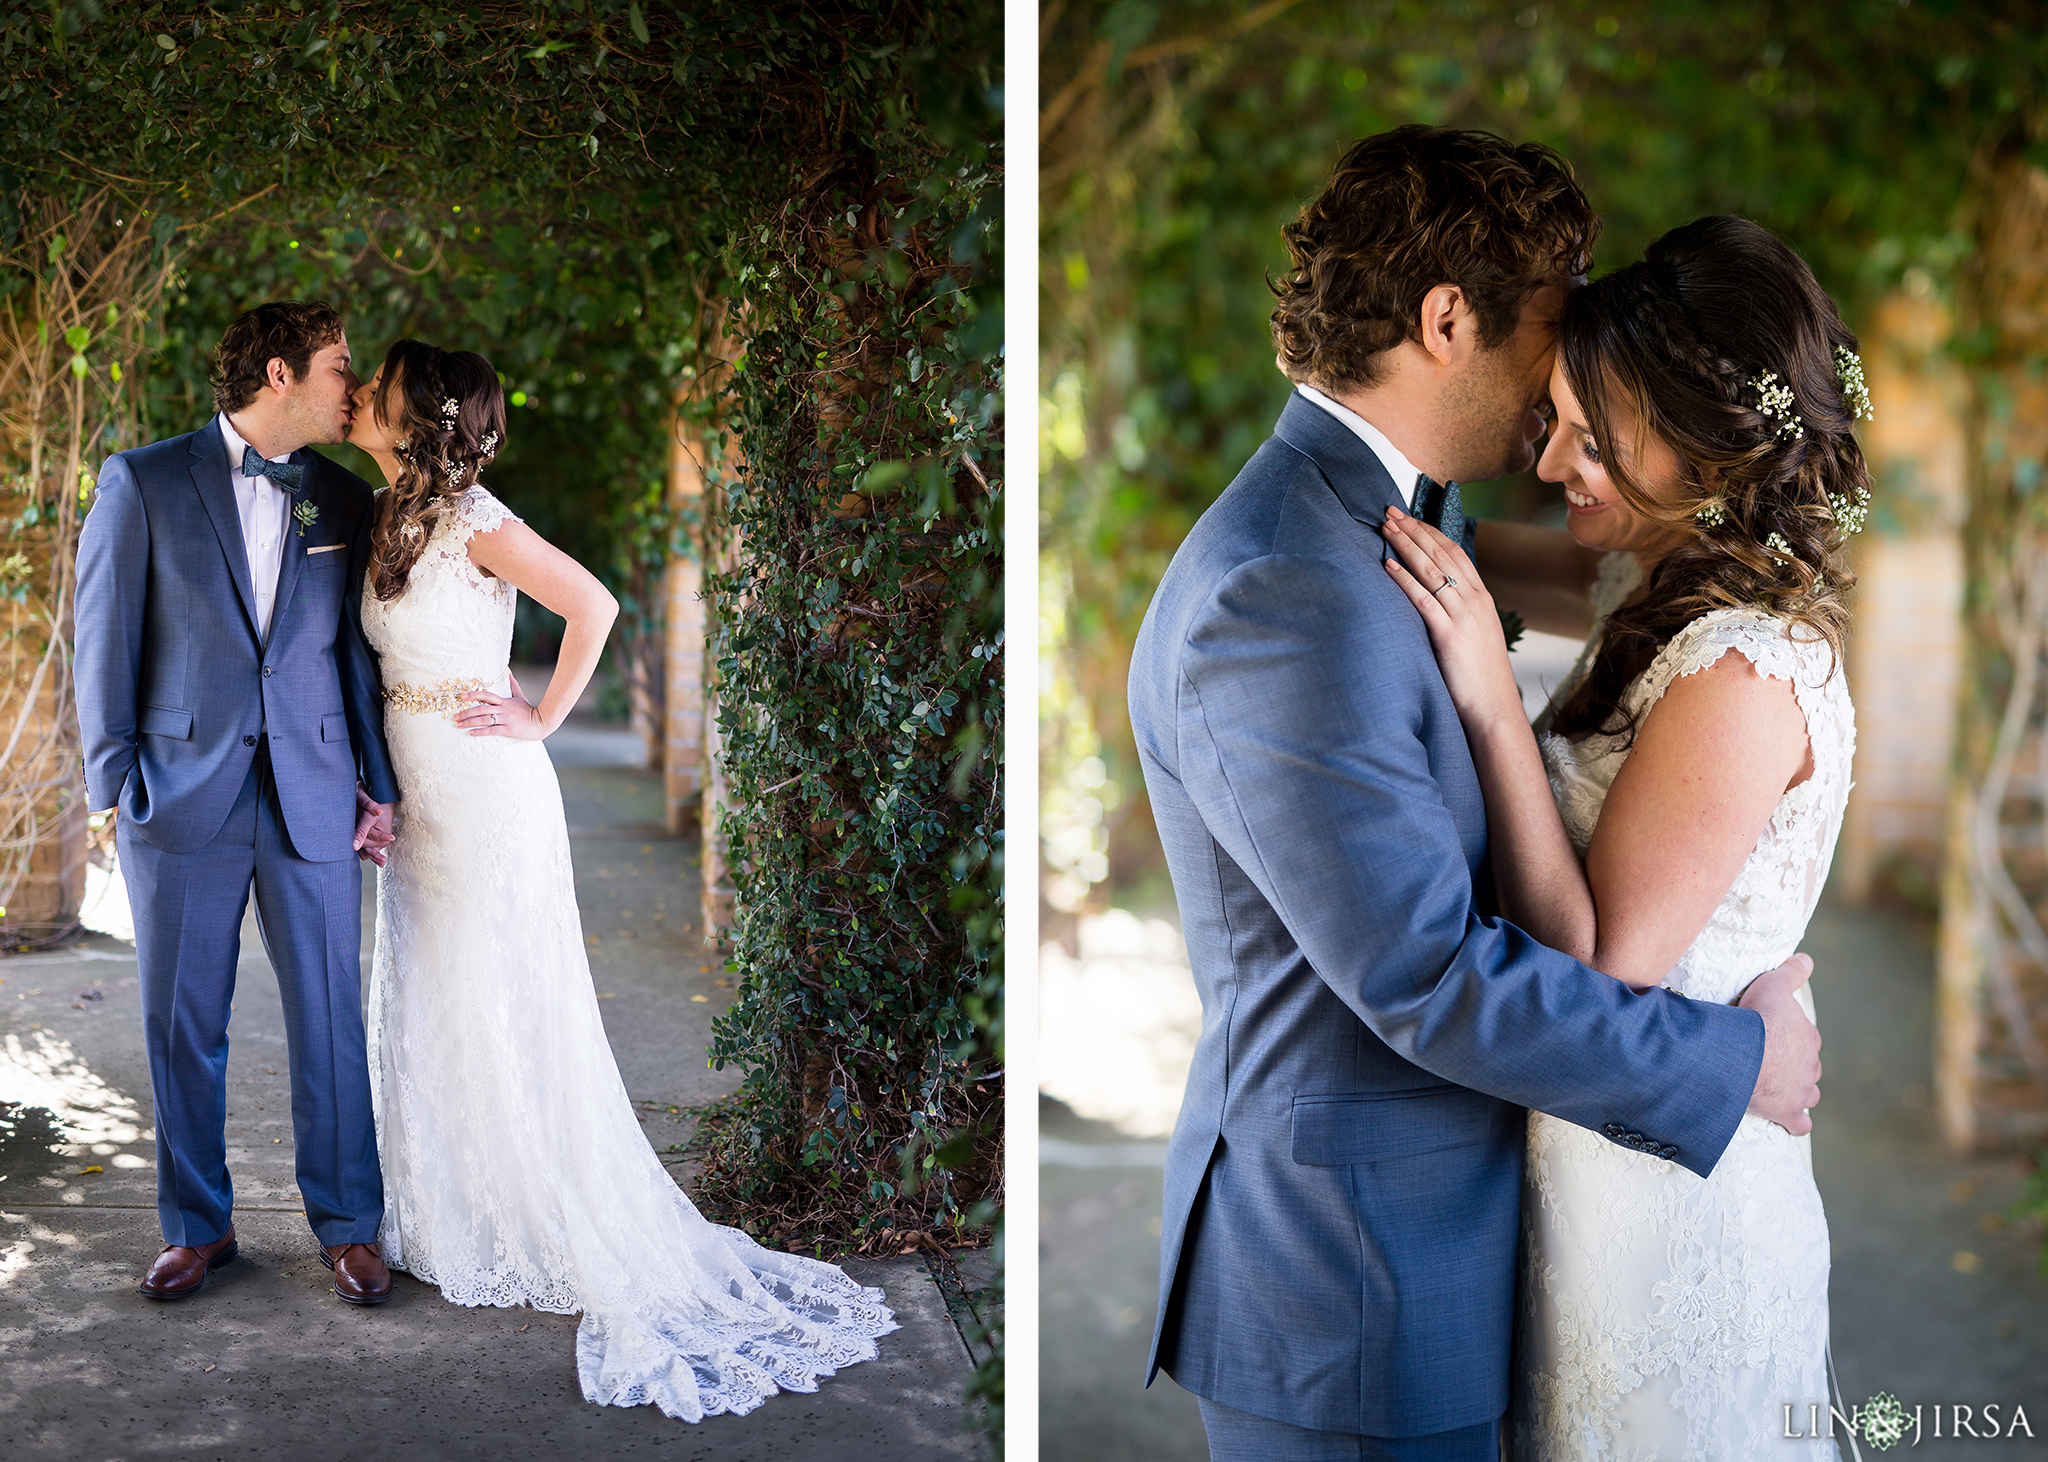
top-left (0, 713), bottom-right (990, 1461)
top-left (1041, 898), bottom-right (2048, 1461)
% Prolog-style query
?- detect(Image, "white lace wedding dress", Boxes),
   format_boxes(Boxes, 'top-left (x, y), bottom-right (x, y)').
top-left (1510, 553), bottom-right (1853, 1460)
top-left (361, 485), bottom-right (896, 1421)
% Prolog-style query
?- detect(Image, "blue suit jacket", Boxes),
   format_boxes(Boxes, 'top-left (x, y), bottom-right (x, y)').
top-left (74, 418), bottom-right (401, 861)
top-left (1128, 392), bottom-right (1766, 1436)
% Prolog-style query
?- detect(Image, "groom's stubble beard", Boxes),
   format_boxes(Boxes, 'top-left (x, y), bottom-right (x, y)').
top-left (1437, 337), bottom-right (1546, 484)
top-left (281, 373), bottom-right (351, 451)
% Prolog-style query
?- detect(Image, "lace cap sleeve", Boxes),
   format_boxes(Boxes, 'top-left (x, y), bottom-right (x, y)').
top-left (451, 484), bottom-right (521, 542)
top-left (1632, 606), bottom-right (1840, 722)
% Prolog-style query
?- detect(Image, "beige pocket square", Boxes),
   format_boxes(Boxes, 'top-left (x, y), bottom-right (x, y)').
top-left (306, 543), bottom-right (347, 555)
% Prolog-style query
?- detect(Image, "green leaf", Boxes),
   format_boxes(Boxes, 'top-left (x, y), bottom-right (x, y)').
top-left (154, 33), bottom-right (176, 51)
top-left (628, 2), bottom-right (650, 46)
top-left (64, 326), bottom-right (90, 352)
top-left (857, 461), bottom-right (910, 493)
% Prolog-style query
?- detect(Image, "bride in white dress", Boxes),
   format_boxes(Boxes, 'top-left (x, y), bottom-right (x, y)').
top-left (343, 339), bottom-right (896, 1421)
top-left (1382, 216), bottom-right (1865, 1459)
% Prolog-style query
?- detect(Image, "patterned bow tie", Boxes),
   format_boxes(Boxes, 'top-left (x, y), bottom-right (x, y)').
top-left (240, 444), bottom-right (304, 491)
top-left (1412, 474), bottom-right (1475, 556)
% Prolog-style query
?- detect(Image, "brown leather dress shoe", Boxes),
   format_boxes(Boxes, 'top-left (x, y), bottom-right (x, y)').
top-left (319, 1242), bottom-right (393, 1305)
top-left (139, 1228), bottom-right (239, 1300)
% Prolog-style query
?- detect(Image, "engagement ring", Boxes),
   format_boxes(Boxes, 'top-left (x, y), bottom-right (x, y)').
top-left (1432, 575), bottom-right (1457, 596)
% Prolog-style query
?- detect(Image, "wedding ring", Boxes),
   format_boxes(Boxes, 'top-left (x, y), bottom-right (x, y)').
top-left (1432, 575), bottom-right (1457, 596)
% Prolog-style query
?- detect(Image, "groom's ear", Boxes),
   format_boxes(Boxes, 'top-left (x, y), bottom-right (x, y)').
top-left (263, 355), bottom-right (295, 395)
top-left (1416, 283), bottom-right (1476, 367)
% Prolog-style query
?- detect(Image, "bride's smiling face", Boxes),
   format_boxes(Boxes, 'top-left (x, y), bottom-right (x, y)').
top-left (1537, 357), bottom-right (1691, 562)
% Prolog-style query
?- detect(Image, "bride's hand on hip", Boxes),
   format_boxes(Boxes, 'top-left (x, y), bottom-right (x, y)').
top-left (456, 673), bottom-right (546, 740)
top-left (1382, 507), bottom-right (1523, 732)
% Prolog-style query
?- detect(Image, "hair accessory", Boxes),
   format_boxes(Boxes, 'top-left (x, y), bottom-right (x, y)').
top-left (479, 430), bottom-right (500, 462)
top-left (440, 397), bottom-right (460, 425)
top-left (1750, 371), bottom-right (1803, 441)
top-left (1765, 531), bottom-right (1795, 557)
top-left (395, 435), bottom-right (412, 452)
top-left (1694, 498), bottom-right (1727, 528)
top-left (1835, 345), bottom-right (1873, 421)
top-left (1829, 482), bottom-right (1872, 536)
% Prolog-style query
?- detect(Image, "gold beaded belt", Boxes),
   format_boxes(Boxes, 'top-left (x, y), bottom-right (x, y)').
top-left (383, 676), bottom-right (487, 716)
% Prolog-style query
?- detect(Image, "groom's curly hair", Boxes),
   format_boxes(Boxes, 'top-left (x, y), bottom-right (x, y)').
top-left (209, 300), bottom-right (346, 413)
top-left (1271, 126), bottom-right (1598, 389)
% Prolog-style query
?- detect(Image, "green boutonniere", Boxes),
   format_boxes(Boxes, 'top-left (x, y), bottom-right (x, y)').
top-left (292, 499), bottom-right (320, 539)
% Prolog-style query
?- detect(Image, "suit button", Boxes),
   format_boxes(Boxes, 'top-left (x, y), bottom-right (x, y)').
top-left (1602, 1123), bottom-right (1624, 1137)
top-left (243, 735), bottom-right (257, 747)
top-left (1660, 1145), bottom-right (1680, 1159)
top-left (263, 666), bottom-right (273, 677)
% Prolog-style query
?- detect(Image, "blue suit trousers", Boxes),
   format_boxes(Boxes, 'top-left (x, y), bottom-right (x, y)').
top-left (1198, 1396), bottom-right (1502, 1461)
top-left (119, 744), bottom-right (383, 1249)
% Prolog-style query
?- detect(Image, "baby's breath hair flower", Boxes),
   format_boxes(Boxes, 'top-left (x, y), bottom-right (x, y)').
top-left (1751, 371), bottom-right (1804, 441)
top-left (1765, 531), bottom-right (1795, 558)
top-left (479, 430), bottom-right (500, 462)
top-left (440, 397), bottom-right (460, 425)
top-left (1835, 345), bottom-right (1873, 421)
top-left (1695, 498), bottom-right (1727, 528)
top-left (1829, 482), bottom-right (1873, 536)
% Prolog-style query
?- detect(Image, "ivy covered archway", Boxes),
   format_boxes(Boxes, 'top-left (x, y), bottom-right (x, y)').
top-left (1, 2), bottom-right (1001, 1412)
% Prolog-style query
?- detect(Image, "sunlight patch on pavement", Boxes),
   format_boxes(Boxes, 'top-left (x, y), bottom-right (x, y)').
top-left (0, 1031), bottom-right (145, 1147)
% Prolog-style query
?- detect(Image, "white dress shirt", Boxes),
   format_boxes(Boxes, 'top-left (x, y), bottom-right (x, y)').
top-left (1295, 383), bottom-right (1424, 508)
top-left (217, 413), bottom-right (291, 639)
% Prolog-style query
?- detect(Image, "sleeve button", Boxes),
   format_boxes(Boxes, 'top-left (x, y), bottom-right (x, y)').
top-left (243, 735), bottom-right (257, 747)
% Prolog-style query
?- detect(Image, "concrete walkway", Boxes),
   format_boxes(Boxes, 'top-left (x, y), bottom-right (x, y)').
top-left (0, 716), bottom-right (988, 1460)
top-left (1040, 898), bottom-right (2048, 1461)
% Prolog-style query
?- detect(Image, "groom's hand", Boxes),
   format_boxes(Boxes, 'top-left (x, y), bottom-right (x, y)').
top-left (1738, 953), bottom-right (1822, 1135)
top-left (354, 786), bottom-right (395, 867)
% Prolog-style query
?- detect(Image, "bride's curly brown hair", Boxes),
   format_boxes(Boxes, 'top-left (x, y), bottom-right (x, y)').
top-left (367, 339), bottom-right (508, 601)
top-left (1547, 215), bottom-right (1867, 745)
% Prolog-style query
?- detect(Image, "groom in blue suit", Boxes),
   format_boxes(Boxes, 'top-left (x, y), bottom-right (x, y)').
top-left (75, 301), bottom-right (402, 1305)
top-left (1128, 128), bottom-right (1825, 1459)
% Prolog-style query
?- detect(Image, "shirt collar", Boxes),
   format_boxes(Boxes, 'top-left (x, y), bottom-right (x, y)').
top-left (217, 413), bottom-right (293, 477)
top-left (1294, 384), bottom-right (1425, 509)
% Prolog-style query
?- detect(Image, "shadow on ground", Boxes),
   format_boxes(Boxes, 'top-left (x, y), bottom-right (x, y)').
top-left (1040, 897), bottom-right (2048, 1461)
top-left (0, 715), bottom-right (990, 1461)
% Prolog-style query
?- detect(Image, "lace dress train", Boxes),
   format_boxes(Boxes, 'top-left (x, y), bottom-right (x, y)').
top-left (362, 486), bottom-right (896, 1420)
top-left (1510, 555), bottom-right (1853, 1460)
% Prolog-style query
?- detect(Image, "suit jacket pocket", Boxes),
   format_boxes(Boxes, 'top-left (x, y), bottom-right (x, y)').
top-left (1290, 1085), bottom-right (1508, 1167)
top-left (320, 711), bottom-right (350, 744)
top-left (138, 705), bottom-right (193, 741)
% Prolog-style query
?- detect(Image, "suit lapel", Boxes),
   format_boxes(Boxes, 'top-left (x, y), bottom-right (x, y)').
top-left (188, 422), bottom-right (262, 643)
top-left (1271, 390), bottom-right (1405, 558)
